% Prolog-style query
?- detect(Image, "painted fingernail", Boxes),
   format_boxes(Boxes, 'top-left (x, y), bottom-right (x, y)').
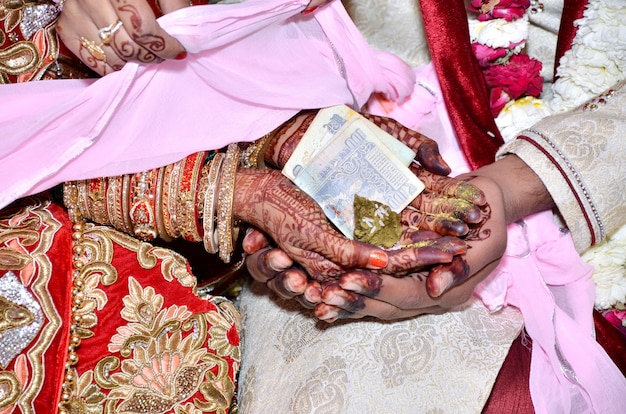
top-left (368, 250), bottom-right (388, 268)
top-left (174, 51), bottom-right (187, 60)
top-left (302, 6), bottom-right (318, 14)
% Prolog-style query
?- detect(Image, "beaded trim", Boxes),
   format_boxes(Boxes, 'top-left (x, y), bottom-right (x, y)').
top-left (59, 182), bottom-right (88, 414)
top-left (582, 88), bottom-right (615, 112)
top-left (523, 128), bottom-right (605, 240)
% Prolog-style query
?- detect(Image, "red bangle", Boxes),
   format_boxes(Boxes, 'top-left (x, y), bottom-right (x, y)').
top-left (176, 152), bottom-right (207, 242)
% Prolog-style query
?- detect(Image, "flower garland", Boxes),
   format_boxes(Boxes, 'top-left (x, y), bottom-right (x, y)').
top-left (468, 0), bottom-right (552, 141)
top-left (468, 0), bottom-right (626, 332)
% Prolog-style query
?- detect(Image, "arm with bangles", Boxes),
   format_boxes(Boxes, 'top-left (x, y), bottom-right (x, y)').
top-left (58, 109), bottom-right (478, 296)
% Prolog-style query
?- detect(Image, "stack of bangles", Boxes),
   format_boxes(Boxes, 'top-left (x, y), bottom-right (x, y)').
top-left (63, 132), bottom-right (275, 264)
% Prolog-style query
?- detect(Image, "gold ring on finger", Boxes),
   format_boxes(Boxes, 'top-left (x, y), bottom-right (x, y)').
top-left (80, 36), bottom-right (106, 62)
top-left (98, 19), bottom-right (123, 45)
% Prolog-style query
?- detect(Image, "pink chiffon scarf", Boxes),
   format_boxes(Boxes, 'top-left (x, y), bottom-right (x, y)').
top-left (0, 0), bottom-right (413, 209)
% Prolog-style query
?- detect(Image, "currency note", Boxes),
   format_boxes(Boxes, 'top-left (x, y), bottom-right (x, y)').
top-left (283, 105), bottom-right (416, 181)
top-left (292, 120), bottom-right (424, 238)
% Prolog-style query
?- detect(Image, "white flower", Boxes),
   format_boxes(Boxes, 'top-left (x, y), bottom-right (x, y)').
top-left (468, 16), bottom-right (529, 49)
top-left (584, 224), bottom-right (626, 310)
top-left (551, 0), bottom-right (626, 111)
top-left (495, 97), bottom-right (552, 141)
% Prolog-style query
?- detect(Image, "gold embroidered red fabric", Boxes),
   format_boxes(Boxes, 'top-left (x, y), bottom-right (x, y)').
top-left (0, 199), bottom-right (241, 413)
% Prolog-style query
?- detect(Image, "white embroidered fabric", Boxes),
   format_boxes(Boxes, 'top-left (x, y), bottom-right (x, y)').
top-left (237, 282), bottom-right (523, 413)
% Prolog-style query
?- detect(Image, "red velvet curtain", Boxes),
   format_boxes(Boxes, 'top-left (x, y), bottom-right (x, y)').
top-left (418, 0), bottom-right (504, 170)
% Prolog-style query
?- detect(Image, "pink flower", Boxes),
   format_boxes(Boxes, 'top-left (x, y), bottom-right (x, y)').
top-left (489, 87), bottom-right (511, 117)
top-left (472, 43), bottom-right (509, 67)
top-left (483, 53), bottom-right (543, 100)
top-left (470, 0), bottom-right (531, 21)
top-left (603, 310), bottom-right (626, 338)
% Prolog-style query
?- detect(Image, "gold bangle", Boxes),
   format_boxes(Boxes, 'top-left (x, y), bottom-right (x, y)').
top-left (63, 181), bottom-right (80, 223)
top-left (160, 162), bottom-right (178, 239)
top-left (240, 132), bottom-right (271, 169)
top-left (120, 174), bottom-right (134, 234)
top-left (128, 169), bottom-right (158, 241)
top-left (202, 153), bottom-right (225, 254)
top-left (216, 143), bottom-right (240, 263)
top-left (86, 177), bottom-right (109, 225)
top-left (165, 158), bottom-right (184, 239)
top-left (176, 152), bottom-right (207, 242)
top-left (76, 180), bottom-right (91, 221)
top-left (106, 176), bottom-right (125, 233)
top-left (154, 167), bottom-right (173, 242)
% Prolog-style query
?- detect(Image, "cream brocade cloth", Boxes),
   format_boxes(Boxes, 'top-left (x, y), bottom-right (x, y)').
top-left (237, 282), bottom-right (523, 413)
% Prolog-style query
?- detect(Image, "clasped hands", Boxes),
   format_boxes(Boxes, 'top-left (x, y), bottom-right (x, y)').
top-left (239, 113), bottom-right (508, 323)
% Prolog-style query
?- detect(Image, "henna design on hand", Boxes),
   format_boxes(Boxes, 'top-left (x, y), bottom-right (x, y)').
top-left (465, 202), bottom-right (492, 242)
top-left (362, 113), bottom-right (450, 175)
top-left (114, 3), bottom-right (164, 63)
top-left (234, 169), bottom-right (346, 281)
top-left (265, 111), bottom-right (317, 168)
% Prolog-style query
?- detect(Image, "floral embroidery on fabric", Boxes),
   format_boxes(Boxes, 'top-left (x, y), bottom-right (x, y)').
top-left (80, 277), bottom-right (238, 413)
top-left (0, 199), bottom-right (63, 412)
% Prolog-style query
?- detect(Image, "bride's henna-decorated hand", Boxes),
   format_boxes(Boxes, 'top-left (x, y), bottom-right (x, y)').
top-left (57, 0), bottom-right (188, 76)
top-left (236, 169), bottom-right (468, 282)
top-left (243, 173), bottom-right (505, 322)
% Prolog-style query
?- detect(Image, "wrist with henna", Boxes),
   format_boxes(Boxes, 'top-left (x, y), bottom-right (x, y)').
top-left (264, 110), bottom-right (318, 169)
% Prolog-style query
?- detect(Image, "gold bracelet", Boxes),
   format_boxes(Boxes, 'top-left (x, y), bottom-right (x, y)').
top-left (128, 169), bottom-right (158, 241)
top-left (120, 174), bottom-right (134, 235)
top-left (86, 177), bottom-right (109, 225)
top-left (240, 130), bottom-right (275, 169)
top-left (176, 152), bottom-right (207, 242)
top-left (154, 166), bottom-right (173, 242)
top-left (216, 143), bottom-right (240, 263)
top-left (165, 158), bottom-right (184, 239)
top-left (202, 153), bottom-right (225, 254)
